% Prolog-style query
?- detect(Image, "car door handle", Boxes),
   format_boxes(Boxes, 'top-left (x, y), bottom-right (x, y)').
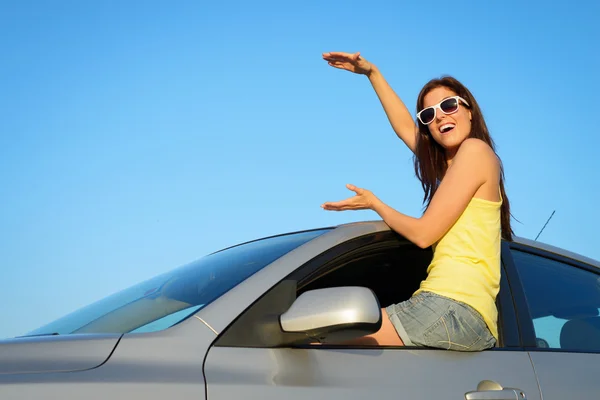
top-left (465, 388), bottom-right (526, 400)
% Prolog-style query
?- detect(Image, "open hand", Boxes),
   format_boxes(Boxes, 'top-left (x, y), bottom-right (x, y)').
top-left (322, 51), bottom-right (373, 76)
top-left (321, 184), bottom-right (378, 211)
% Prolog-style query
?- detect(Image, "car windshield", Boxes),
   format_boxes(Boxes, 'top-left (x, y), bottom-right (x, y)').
top-left (25, 229), bottom-right (329, 336)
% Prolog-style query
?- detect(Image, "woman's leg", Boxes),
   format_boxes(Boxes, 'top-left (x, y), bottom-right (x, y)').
top-left (339, 308), bottom-right (405, 346)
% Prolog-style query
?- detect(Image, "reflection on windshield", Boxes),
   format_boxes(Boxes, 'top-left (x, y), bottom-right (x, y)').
top-left (26, 229), bottom-right (329, 336)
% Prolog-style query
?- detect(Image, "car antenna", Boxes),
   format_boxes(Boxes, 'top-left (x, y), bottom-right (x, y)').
top-left (535, 210), bottom-right (555, 241)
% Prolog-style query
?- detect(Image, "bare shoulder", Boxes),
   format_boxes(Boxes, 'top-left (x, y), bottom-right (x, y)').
top-left (456, 138), bottom-right (499, 168)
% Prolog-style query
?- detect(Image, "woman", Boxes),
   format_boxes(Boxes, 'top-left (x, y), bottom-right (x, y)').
top-left (320, 51), bottom-right (513, 351)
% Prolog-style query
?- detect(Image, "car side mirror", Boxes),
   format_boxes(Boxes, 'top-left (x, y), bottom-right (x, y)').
top-left (279, 286), bottom-right (382, 344)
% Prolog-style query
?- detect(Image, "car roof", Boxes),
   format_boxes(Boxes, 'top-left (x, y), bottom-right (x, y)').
top-left (217, 220), bottom-right (599, 271)
top-left (331, 220), bottom-right (600, 270)
top-left (510, 235), bottom-right (600, 269)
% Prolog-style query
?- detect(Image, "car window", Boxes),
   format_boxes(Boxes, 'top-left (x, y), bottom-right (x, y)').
top-left (24, 229), bottom-right (329, 337)
top-left (217, 234), bottom-right (517, 349)
top-left (511, 249), bottom-right (600, 351)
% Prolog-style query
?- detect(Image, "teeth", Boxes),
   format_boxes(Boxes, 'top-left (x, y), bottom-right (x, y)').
top-left (440, 123), bottom-right (455, 133)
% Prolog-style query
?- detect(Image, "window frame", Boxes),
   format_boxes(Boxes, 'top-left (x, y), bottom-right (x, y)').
top-left (504, 240), bottom-right (600, 354)
top-left (215, 231), bottom-right (521, 350)
top-left (496, 241), bottom-right (522, 349)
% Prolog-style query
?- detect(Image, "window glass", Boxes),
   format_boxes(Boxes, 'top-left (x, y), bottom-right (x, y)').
top-left (512, 249), bottom-right (600, 351)
top-left (23, 229), bottom-right (329, 337)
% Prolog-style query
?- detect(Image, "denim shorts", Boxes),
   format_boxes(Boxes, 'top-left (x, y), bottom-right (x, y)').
top-left (385, 291), bottom-right (496, 351)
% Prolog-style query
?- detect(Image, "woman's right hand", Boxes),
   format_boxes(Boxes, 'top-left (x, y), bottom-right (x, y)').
top-left (322, 51), bottom-right (373, 76)
top-left (322, 51), bottom-right (417, 153)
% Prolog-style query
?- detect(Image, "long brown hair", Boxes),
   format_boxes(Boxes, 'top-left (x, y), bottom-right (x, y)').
top-left (414, 76), bottom-right (513, 241)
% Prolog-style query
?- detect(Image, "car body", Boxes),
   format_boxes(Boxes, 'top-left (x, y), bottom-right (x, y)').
top-left (1, 220), bottom-right (599, 400)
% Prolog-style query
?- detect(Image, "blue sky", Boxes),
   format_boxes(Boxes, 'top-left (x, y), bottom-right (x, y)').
top-left (1, 0), bottom-right (599, 339)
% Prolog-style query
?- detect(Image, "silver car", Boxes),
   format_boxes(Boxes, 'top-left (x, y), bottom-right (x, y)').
top-left (2, 220), bottom-right (599, 400)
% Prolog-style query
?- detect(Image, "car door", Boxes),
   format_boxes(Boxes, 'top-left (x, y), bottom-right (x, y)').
top-left (202, 235), bottom-right (541, 400)
top-left (505, 240), bottom-right (600, 400)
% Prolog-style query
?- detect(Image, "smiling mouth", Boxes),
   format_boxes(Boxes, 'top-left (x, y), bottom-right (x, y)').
top-left (440, 123), bottom-right (455, 134)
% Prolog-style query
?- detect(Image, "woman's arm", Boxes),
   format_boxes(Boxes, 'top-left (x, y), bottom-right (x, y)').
top-left (323, 52), bottom-right (418, 154)
top-left (366, 65), bottom-right (418, 153)
top-left (321, 139), bottom-right (499, 248)
top-left (372, 139), bottom-right (499, 247)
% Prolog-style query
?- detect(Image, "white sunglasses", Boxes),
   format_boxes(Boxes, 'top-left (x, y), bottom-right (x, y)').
top-left (417, 96), bottom-right (470, 125)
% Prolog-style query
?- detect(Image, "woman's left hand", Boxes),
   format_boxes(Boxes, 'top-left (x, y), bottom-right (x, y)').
top-left (321, 184), bottom-right (378, 211)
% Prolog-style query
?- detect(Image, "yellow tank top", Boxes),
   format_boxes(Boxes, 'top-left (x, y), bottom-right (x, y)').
top-left (414, 192), bottom-right (502, 340)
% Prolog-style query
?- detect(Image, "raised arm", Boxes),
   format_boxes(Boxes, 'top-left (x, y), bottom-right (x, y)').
top-left (323, 51), bottom-right (418, 153)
